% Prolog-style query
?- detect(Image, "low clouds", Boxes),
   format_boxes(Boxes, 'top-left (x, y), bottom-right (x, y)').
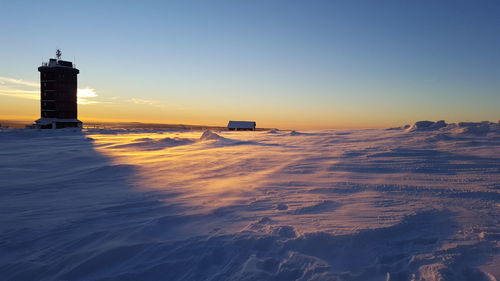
top-left (0, 77), bottom-right (39, 87)
top-left (0, 76), bottom-right (100, 105)
top-left (129, 98), bottom-right (160, 106)
top-left (0, 89), bottom-right (39, 100)
top-left (0, 76), bottom-right (170, 109)
top-left (0, 77), bottom-right (40, 100)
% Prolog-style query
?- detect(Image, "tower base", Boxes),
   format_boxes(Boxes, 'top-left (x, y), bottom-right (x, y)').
top-left (33, 118), bottom-right (83, 129)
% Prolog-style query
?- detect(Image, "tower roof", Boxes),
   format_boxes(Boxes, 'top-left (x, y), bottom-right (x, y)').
top-left (39, 49), bottom-right (78, 71)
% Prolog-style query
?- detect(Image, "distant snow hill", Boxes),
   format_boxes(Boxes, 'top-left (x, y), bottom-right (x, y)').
top-left (405, 120), bottom-right (499, 136)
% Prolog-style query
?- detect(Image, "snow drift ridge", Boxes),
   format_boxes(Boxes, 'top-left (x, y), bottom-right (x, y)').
top-left (406, 120), bottom-right (499, 135)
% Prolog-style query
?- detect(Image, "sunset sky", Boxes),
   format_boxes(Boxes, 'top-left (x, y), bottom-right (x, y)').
top-left (0, 0), bottom-right (499, 129)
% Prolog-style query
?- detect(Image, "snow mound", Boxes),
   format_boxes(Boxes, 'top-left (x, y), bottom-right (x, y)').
top-left (289, 130), bottom-right (307, 136)
top-left (407, 120), bottom-right (448, 132)
top-left (266, 129), bottom-right (281, 134)
top-left (134, 137), bottom-right (154, 141)
top-left (387, 124), bottom-right (410, 130)
top-left (200, 130), bottom-right (225, 141)
top-left (406, 120), bottom-right (499, 136)
top-left (293, 200), bottom-right (340, 214)
top-left (159, 137), bottom-right (195, 146)
top-left (112, 137), bottom-right (195, 150)
top-left (199, 130), bottom-right (277, 147)
top-left (288, 130), bottom-right (327, 136)
top-left (454, 121), bottom-right (500, 136)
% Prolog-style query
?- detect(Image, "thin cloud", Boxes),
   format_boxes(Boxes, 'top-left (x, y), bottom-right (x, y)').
top-left (129, 98), bottom-right (157, 105)
top-left (0, 86), bottom-right (39, 100)
top-left (0, 77), bottom-right (39, 88)
top-left (0, 77), bottom-right (174, 108)
top-left (0, 91), bottom-right (39, 100)
top-left (0, 89), bottom-right (39, 94)
top-left (129, 98), bottom-right (166, 109)
top-left (0, 76), bottom-right (101, 105)
top-left (0, 76), bottom-right (166, 108)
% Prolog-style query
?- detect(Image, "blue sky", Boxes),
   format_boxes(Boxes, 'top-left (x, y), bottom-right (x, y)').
top-left (0, 0), bottom-right (499, 128)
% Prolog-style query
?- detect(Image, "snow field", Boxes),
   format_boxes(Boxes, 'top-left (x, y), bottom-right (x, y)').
top-left (0, 122), bottom-right (499, 280)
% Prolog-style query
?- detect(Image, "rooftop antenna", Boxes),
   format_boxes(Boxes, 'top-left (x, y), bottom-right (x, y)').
top-left (56, 49), bottom-right (62, 60)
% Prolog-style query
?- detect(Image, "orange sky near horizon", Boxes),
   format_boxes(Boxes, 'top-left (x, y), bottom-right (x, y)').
top-left (1, 74), bottom-right (497, 130)
top-left (1, 93), bottom-right (496, 130)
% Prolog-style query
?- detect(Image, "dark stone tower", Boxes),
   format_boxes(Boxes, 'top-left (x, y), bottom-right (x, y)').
top-left (35, 49), bottom-right (82, 129)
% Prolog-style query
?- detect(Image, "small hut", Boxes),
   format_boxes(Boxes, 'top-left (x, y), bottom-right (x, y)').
top-left (227, 121), bottom-right (256, 131)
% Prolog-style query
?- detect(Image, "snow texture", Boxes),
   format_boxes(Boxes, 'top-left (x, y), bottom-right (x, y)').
top-left (0, 121), bottom-right (499, 281)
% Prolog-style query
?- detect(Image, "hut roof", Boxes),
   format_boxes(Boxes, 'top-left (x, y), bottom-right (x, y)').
top-left (227, 121), bottom-right (256, 129)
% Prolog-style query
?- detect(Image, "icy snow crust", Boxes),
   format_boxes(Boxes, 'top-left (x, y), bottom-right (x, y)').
top-left (0, 123), bottom-right (499, 281)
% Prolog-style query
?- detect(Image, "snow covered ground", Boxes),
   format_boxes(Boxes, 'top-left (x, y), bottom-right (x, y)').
top-left (1, 122), bottom-right (499, 281)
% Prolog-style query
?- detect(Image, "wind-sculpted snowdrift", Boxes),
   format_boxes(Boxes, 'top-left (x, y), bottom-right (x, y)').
top-left (110, 137), bottom-right (196, 150)
top-left (0, 123), bottom-right (499, 280)
top-left (406, 120), bottom-right (499, 136)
